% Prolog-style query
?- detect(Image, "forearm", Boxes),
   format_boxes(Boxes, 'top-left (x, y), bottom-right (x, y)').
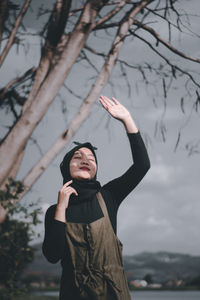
top-left (54, 205), bottom-right (66, 223)
top-left (129, 132), bottom-right (150, 170)
top-left (121, 113), bottom-right (138, 134)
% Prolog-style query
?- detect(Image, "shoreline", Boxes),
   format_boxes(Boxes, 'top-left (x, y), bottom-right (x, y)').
top-left (28, 286), bottom-right (200, 292)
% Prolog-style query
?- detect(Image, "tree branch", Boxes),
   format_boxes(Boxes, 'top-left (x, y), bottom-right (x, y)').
top-left (174, 91), bottom-right (200, 152)
top-left (46, 0), bottom-right (72, 48)
top-left (84, 44), bottom-right (107, 57)
top-left (63, 83), bottom-right (83, 101)
top-left (0, 67), bottom-right (36, 104)
top-left (22, 0), bottom-right (72, 115)
top-left (145, 6), bottom-right (181, 32)
top-left (132, 33), bottom-right (200, 88)
top-left (68, 1), bottom-right (135, 17)
top-left (0, 0), bottom-right (8, 48)
top-left (92, 0), bottom-right (127, 30)
top-left (131, 20), bottom-right (200, 64)
top-left (92, 21), bottom-right (120, 31)
top-left (81, 49), bottom-right (99, 73)
top-left (0, 0), bottom-right (31, 66)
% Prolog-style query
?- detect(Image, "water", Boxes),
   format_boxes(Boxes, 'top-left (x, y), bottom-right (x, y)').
top-left (131, 290), bottom-right (200, 300)
top-left (36, 290), bottom-right (200, 300)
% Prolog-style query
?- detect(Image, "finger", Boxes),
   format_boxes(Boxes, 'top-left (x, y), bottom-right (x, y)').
top-left (100, 95), bottom-right (114, 107)
top-left (100, 95), bottom-right (113, 108)
top-left (64, 186), bottom-right (78, 196)
top-left (112, 97), bottom-right (120, 105)
top-left (99, 97), bottom-right (109, 110)
top-left (71, 187), bottom-right (78, 196)
top-left (63, 181), bottom-right (73, 188)
top-left (62, 180), bottom-right (73, 188)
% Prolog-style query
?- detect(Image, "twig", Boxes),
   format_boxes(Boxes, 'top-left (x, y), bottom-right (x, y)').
top-left (0, 0), bottom-right (31, 66)
top-left (132, 33), bottom-right (200, 88)
top-left (92, 0), bottom-right (127, 30)
top-left (131, 21), bottom-right (200, 64)
top-left (0, 67), bottom-right (36, 103)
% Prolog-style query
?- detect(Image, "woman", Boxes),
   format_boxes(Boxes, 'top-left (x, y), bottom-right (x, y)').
top-left (42, 96), bottom-right (150, 300)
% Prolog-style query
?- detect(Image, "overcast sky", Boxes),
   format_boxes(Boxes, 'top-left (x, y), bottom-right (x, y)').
top-left (0, 0), bottom-right (199, 256)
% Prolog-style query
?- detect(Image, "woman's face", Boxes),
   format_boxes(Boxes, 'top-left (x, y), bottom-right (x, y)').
top-left (69, 147), bottom-right (97, 180)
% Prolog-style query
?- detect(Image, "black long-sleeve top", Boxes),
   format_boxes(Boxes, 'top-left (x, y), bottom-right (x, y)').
top-left (42, 132), bottom-right (150, 264)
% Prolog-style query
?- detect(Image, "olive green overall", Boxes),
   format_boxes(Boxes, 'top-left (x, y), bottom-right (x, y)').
top-left (64, 192), bottom-right (131, 300)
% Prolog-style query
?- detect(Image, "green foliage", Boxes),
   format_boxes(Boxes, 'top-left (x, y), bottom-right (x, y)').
top-left (0, 178), bottom-right (42, 299)
top-left (143, 274), bottom-right (153, 284)
top-left (0, 177), bottom-right (25, 209)
top-left (0, 218), bottom-right (34, 287)
top-left (0, 287), bottom-right (28, 300)
top-left (188, 275), bottom-right (200, 287)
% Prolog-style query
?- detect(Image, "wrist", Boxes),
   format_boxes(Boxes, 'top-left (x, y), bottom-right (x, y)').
top-left (121, 112), bottom-right (131, 123)
top-left (56, 203), bottom-right (67, 211)
top-left (54, 206), bottom-right (66, 222)
top-left (122, 114), bottom-right (138, 133)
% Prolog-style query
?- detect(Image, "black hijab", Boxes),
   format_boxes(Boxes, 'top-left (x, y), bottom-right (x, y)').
top-left (60, 142), bottom-right (101, 205)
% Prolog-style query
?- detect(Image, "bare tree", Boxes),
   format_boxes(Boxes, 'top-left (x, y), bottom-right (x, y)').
top-left (0, 0), bottom-right (199, 222)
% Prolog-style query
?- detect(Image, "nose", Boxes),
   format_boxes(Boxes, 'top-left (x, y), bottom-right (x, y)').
top-left (80, 155), bottom-right (89, 165)
top-left (81, 160), bottom-right (89, 165)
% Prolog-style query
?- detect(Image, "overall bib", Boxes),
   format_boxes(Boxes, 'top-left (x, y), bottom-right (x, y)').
top-left (62, 192), bottom-right (131, 300)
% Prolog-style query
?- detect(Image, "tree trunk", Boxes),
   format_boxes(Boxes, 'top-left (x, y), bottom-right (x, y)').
top-left (15, 0), bottom-right (151, 202)
top-left (0, 0), bottom-right (108, 186)
top-left (22, 0), bottom-right (71, 114)
top-left (0, 0), bottom-right (8, 48)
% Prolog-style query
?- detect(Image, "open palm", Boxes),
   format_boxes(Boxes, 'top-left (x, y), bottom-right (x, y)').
top-left (99, 95), bottom-right (130, 121)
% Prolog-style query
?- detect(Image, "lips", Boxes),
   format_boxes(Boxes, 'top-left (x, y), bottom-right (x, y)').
top-left (80, 167), bottom-right (90, 171)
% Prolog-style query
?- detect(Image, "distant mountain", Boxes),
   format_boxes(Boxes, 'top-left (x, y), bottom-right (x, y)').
top-left (123, 251), bottom-right (200, 283)
top-left (24, 244), bottom-right (200, 283)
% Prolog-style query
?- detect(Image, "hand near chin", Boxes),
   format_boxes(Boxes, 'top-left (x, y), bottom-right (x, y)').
top-left (57, 180), bottom-right (78, 210)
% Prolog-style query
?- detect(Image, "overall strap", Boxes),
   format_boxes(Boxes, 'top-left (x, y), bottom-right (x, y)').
top-left (96, 192), bottom-right (109, 218)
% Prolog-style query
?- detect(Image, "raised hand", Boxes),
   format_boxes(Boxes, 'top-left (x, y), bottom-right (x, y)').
top-left (99, 95), bottom-right (138, 133)
top-left (99, 95), bottom-right (130, 122)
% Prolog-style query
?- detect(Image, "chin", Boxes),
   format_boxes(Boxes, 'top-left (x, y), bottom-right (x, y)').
top-left (79, 171), bottom-right (92, 179)
top-left (75, 174), bottom-right (91, 180)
